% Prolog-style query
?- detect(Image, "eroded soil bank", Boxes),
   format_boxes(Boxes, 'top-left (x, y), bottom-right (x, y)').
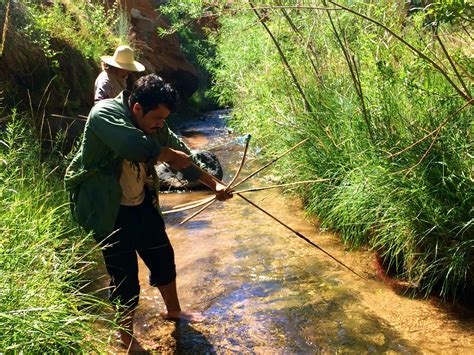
top-left (107, 111), bottom-right (474, 353)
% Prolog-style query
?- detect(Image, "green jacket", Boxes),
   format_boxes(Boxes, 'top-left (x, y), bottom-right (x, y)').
top-left (64, 91), bottom-right (201, 239)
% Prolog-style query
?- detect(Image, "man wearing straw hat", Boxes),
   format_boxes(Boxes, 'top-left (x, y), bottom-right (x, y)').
top-left (94, 45), bottom-right (145, 103)
top-left (66, 73), bottom-right (232, 350)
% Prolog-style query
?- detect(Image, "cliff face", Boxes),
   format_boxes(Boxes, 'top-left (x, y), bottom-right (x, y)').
top-left (110, 0), bottom-right (199, 99)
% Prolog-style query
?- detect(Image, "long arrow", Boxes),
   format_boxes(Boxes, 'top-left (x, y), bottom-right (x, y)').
top-left (237, 193), bottom-right (367, 280)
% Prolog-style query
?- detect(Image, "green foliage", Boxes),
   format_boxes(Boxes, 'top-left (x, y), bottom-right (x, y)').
top-left (194, 1), bottom-right (473, 299)
top-left (0, 113), bottom-right (113, 351)
top-left (23, 0), bottom-right (127, 62)
top-left (0, 0), bottom-right (130, 114)
top-left (426, 0), bottom-right (473, 26)
top-left (160, 1), bottom-right (222, 112)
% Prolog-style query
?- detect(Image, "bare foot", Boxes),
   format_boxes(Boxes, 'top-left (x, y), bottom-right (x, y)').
top-left (159, 310), bottom-right (204, 322)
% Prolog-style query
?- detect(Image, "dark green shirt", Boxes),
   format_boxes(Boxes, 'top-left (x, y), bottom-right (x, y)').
top-left (64, 91), bottom-right (201, 238)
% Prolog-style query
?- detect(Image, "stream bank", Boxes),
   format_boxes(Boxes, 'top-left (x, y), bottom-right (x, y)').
top-left (105, 111), bottom-right (474, 353)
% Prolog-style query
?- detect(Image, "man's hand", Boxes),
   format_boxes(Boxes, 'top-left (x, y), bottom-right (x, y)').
top-left (158, 147), bottom-right (191, 170)
top-left (198, 173), bottom-right (233, 201)
top-left (214, 181), bottom-right (233, 201)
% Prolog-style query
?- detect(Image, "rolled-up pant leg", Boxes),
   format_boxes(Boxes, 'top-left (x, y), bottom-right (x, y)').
top-left (136, 194), bottom-right (177, 287)
top-left (100, 206), bottom-right (140, 309)
top-left (97, 192), bottom-right (177, 309)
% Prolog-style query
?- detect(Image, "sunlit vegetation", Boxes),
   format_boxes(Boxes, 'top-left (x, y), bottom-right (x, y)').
top-left (163, 0), bottom-right (473, 300)
top-left (23, 0), bottom-right (128, 62)
top-left (0, 0), bottom-right (127, 350)
top-left (0, 1), bottom-right (128, 113)
top-left (0, 114), bottom-right (114, 352)
top-left (1, 0), bottom-right (472, 350)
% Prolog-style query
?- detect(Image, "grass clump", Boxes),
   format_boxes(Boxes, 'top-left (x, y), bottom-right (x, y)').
top-left (163, 1), bottom-right (473, 300)
top-left (23, 0), bottom-right (128, 62)
top-left (0, 1), bottom-right (129, 113)
top-left (0, 112), bottom-right (113, 352)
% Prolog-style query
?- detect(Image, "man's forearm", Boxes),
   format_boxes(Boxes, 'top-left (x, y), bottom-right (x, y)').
top-left (198, 172), bottom-right (222, 192)
top-left (157, 147), bottom-right (174, 162)
top-left (157, 147), bottom-right (192, 171)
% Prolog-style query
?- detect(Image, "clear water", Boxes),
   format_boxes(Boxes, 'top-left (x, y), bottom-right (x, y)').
top-left (111, 111), bottom-right (474, 353)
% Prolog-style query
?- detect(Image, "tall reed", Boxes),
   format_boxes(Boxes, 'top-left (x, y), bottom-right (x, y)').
top-left (0, 113), bottom-right (113, 351)
top-left (163, 0), bottom-right (473, 299)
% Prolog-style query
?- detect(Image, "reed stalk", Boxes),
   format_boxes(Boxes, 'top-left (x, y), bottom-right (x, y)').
top-left (226, 134), bottom-right (251, 190)
top-left (248, 1), bottom-right (311, 111)
top-left (232, 138), bottom-right (309, 189)
top-left (0, 0), bottom-right (11, 58)
top-left (163, 196), bottom-right (216, 215)
top-left (179, 197), bottom-right (217, 225)
top-left (171, 195), bottom-right (215, 210)
top-left (235, 179), bottom-right (330, 193)
top-left (164, 179), bottom-right (330, 215)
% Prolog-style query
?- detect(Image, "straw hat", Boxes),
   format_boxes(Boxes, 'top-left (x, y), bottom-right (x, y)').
top-left (101, 45), bottom-right (145, 72)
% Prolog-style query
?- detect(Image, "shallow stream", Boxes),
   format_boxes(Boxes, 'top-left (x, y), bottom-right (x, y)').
top-left (114, 111), bottom-right (474, 353)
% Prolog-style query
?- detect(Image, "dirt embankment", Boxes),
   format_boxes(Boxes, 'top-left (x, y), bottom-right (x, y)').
top-left (0, 0), bottom-right (198, 143)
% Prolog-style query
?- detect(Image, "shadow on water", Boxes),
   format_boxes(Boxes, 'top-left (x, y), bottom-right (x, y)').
top-left (171, 321), bottom-right (216, 354)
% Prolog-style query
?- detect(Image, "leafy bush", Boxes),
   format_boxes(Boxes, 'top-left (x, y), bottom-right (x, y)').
top-left (23, 0), bottom-right (127, 62)
top-left (0, 1), bottom-right (128, 114)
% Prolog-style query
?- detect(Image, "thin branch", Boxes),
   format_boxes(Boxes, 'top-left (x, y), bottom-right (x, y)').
top-left (50, 113), bottom-right (87, 122)
top-left (36, 76), bottom-right (56, 122)
top-left (351, 53), bottom-right (373, 139)
top-left (435, 33), bottom-right (471, 99)
top-left (164, 179), bottom-right (331, 214)
top-left (232, 138), bottom-right (309, 189)
top-left (388, 98), bottom-right (473, 158)
top-left (325, 8), bottom-right (374, 142)
top-left (172, 196), bottom-right (215, 210)
top-left (237, 193), bottom-right (367, 280)
top-left (179, 198), bottom-right (217, 225)
top-left (177, 135), bottom-right (251, 223)
top-left (226, 134), bottom-right (251, 190)
top-left (236, 179), bottom-right (330, 193)
top-left (168, 139), bottom-right (310, 221)
top-left (278, 4), bottom-right (322, 82)
top-left (249, 0), bottom-right (311, 111)
top-left (0, 0), bottom-right (11, 58)
top-left (173, 161), bottom-right (223, 224)
top-left (231, 5), bottom-right (341, 12)
top-left (403, 127), bottom-right (440, 176)
top-left (328, 0), bottom-right (472, 101)
top-left (163, 196), bottom-right (216, 215)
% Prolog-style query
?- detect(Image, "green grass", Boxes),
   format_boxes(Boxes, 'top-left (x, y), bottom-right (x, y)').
top-left (1, 1), bottom-right (129, 114)
top-left (162, 0), bottom-right (473, 300)
top-left (0, 113), bottom-right (114, 352)
top-left (23, 0), bottom-right (128, 62)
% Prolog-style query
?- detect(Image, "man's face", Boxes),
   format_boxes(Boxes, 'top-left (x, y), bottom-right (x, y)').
top-left (132, 103), bottom-right (171, 134)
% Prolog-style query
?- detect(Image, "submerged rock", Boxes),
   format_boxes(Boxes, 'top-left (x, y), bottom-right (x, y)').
top-left (156, 151), bottom-right (223, 191)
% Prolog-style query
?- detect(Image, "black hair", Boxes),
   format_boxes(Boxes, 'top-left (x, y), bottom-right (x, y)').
top-left (129, 74), bottom-right (179, 115)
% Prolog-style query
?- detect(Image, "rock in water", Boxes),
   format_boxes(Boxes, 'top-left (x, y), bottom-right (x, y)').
top-left (156, 151), bottom-right (223, 191)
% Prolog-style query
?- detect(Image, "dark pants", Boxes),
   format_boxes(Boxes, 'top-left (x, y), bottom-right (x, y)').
top-left (99, 193), bottom-right (176, 309)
